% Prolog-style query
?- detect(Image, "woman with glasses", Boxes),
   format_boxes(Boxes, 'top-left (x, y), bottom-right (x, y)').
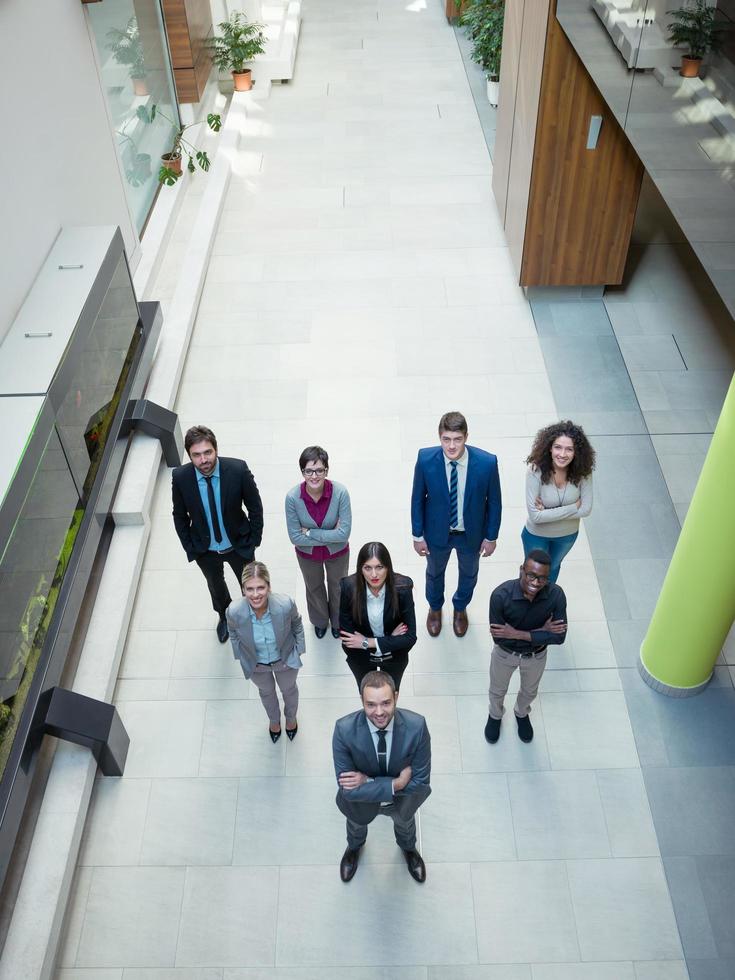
top-left (285, 446), bottom-right (352, 639)
top-left (227, 561), bottom-right (304, 742)
top-left (339, 541), bottom-right (417, 692)
top-left (523, 420), bottom-right (595, 583)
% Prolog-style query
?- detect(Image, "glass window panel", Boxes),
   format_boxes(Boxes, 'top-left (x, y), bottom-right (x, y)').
top-left (55, 254), bottom-right (142, 500)
top-left (86, 0), bottom-right (180, 230)
top-left (0, 430), bottom-right (83, 778)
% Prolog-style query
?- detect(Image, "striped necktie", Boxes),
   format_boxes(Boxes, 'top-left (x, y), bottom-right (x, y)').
top-left (449, 460), bottom-right (458, 529)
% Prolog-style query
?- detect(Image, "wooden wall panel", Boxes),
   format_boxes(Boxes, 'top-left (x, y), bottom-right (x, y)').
top-left (161, 0), bottom-right (212, 103)
top-left (491, 0), bottom-right (524, 225)
top-left (520, 13), bottom-right (643, 285)
top-left (503, 0), bottom-right (550, 275)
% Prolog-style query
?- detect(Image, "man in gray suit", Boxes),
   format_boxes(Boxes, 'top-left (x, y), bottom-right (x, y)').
top-left (332, 671), bottom-right (431, 883)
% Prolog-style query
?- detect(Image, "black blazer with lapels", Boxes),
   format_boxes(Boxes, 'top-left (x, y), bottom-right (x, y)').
top-left (339, 573), bottom-right (417, 657)
top-left (171, 456), bottom-right (264, 562)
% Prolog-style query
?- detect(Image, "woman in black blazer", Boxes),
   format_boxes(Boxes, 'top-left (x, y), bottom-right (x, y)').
top-left (339, 541), bottom-right (417, 692)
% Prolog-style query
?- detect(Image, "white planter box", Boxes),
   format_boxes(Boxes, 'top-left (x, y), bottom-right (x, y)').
top-left (487, 77), bottom-right (499, 106)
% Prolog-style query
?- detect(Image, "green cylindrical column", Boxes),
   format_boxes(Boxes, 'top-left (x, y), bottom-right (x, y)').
top-left (640, 372), bottom-right (735, 695)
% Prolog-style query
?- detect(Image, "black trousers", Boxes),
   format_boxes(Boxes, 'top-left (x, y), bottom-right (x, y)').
top-left (345, 651), bottom-right (409, 692)
top-left (194, 549), bottom-right (248, 617)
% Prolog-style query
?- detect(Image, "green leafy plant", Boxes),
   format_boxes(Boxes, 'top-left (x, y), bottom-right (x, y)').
top-left (461, 0), bottom-right (505, 79)
top-left (114, 128), bottom-right (152, 187)
top-left (205, 11), bottom-right (267, 73)
top-left (106, 16), bottom-right (147, 80)
top-left (667, 0), bottom-right (725, 59)
top-left (137, 104), bottom-right (222, 185)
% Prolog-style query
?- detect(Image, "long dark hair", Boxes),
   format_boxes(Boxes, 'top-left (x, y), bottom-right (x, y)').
top-left (350, 542), bottom-right (399, 626)
top-left (526, 420), bottom-right (596, 486)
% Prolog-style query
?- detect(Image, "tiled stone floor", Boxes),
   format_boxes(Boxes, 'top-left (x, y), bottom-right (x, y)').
top-left (55, 0), bottom-right (696, 977)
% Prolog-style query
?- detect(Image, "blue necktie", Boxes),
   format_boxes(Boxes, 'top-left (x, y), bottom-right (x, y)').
top-left (449, 461), bottom-right (458, 529)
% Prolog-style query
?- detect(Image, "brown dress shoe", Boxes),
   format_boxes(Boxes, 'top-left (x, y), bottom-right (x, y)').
top-left (427, 608), bottom-right (442, 637)
top-left (453, 609), bottom-right (468, 637)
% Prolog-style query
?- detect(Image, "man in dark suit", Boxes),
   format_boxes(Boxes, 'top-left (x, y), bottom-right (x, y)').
top-left (332, 670), bottom-right (431, 883)
top-left (172, 425), bottom-right (263, 643)
top-left (411, 411), bottom-right (502, 638)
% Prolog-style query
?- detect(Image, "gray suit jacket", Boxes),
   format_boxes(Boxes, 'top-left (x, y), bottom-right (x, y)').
top-left (332, 707), bottom-right (432, 805)
top-left (284, 481), bottom-right (351, 557)
top-left (226, 593), bottom-right (305, 679)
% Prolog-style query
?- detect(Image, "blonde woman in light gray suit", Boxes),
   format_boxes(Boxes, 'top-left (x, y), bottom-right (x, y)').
top-left (226, 561), bottom-right (305, 743)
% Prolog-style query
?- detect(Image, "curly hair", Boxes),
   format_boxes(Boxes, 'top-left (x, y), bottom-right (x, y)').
top-left (526, 420), bottom-right (596, 485)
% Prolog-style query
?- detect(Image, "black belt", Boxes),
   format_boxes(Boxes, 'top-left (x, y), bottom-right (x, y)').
top-left (498, 645), bottom-right (547, 659)
top-left (449, 529), bottom-right (465, 536)
top-left (214, 547), bottom-right (234, 555)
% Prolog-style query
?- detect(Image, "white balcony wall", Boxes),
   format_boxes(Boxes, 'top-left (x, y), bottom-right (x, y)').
top-left (0, 0), bottom-right (138, 345)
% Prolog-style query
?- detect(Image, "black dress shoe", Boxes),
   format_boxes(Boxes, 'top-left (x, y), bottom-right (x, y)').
top-left (269, 727), bottom-right (282, 743)
top-left (340, 846), bottom-right (361, 882)
top-left (516, 713), bottom-right (534, 742)
top-left (402, 848), bottom-right (427, 883)
top-left (331, 627), bottom-right (341, 639)
top-left (484, 715), bottom-right (501, 744)
top-left (285, 722), bottom-right (298, 741)
top-left (315, 626), bottom-right (327, 639)
top-left (216, 618), bottom-right (229, 643)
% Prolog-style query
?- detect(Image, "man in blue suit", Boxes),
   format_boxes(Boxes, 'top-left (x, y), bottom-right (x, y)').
top-left (333, 671), bottom-right (431, 883)
top-left (411, 411), bottom-right (502, 638)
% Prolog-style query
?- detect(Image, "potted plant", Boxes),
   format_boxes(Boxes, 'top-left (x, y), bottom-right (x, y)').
top-left (136, 104), bottom-right (222, 185)
top-left (461, 0), bottom-right (505, 106)
top-left (205, 11), bottom-right (267, 92)
top-left (106, 17), bottom-right (148, 97)
top-left (667, 0), bottom-right (725, 77)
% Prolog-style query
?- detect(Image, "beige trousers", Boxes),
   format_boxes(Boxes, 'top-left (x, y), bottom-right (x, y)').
top-left (296, 550), bottom-right (349, 630)
top-left (250, 660), bottom-right (299, 725)
top-left (488, 644), bottom-right (547, 720)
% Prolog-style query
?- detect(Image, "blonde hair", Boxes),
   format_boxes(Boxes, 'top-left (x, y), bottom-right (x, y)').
top-left (241, 560), bottom-right (271, 589)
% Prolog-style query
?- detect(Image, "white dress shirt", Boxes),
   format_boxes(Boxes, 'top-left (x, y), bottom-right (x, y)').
top-left (444, 449), bottom-right (468, 531)
top-left (366, 717), bottom-right (395, 802)
top-left (366, 717), bottom-right (394, 763)
top-left (366, 585), bottom-right (386, 638)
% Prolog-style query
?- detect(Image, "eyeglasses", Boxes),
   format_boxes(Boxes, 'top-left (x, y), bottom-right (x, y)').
top-left (523, 571), bottom-right (549, 584)
top-left (303, 467), bottom-right (326, 477)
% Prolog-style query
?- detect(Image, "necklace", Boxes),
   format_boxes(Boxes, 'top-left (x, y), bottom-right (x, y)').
top-left (552, 470), bottom-right (567, 506)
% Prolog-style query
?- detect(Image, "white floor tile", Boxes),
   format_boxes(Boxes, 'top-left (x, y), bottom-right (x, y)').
top-left (471, 861), bottom-right (580, 963)
top-left (276, 864), bottom-right (478, 966)
top-left (567, 858), bottom-right (683, 961)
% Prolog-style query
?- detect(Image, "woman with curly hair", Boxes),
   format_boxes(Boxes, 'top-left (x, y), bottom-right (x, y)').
top-left (522, 421), bottom-right (595, 583)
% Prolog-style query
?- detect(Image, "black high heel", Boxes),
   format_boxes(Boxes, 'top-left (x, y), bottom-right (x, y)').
top-left (285, 722), bottom-right (298, 741)
top-left (269, 727), bottom-right (282, 743)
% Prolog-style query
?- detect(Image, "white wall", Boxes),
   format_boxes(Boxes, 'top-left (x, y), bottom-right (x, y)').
top-left (0, 0), bottom-right (139, 345)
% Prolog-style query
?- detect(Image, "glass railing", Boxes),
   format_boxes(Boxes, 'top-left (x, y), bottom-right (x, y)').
top-left (556, 0), bottom-right (735, 320)
top-left (86, 0), bottom-right (180, 231)
top-left (0, 254), bottom-right (141, 779)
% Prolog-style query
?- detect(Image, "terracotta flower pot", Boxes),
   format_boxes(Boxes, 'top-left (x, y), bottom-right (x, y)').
top-left (232, 69), bottom-right (252, 91)
top-left (132, 76), bottom-right (149, 97)
top-left (161, 153), bottom-right (182, 175)
top-left (680, 56), bottom-right (702, 77)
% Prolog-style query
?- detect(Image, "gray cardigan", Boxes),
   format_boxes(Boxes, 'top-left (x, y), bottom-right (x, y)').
top-left (284, 481), bottom-right (352, 557)
top-left (226, 592), bottom-right (305, 679)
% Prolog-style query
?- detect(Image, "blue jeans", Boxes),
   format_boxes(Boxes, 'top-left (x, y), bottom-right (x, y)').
top-left (425, 536), bottom-right (481, 610)
top-left (521, 527), bottom-right (578, 584)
